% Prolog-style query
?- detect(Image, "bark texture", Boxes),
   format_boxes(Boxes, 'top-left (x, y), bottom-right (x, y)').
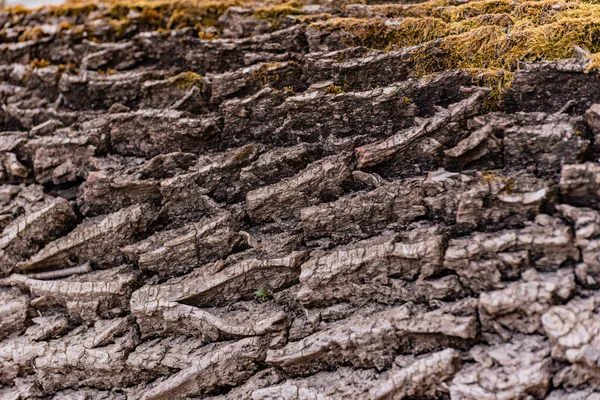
top-left (3, 1), bottom-right (600, 399)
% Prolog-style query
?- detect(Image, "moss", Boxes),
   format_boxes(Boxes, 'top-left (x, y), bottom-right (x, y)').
top-left (98, 68), bottom-right (116, 75)
top-left (253, 1), bottom-right (302, 27)
top-left (4, 5), bottom-right (30, 15)
top-left (480, 172), bottom-right (513, 192)
top-left (252, 62), bottom-right (283, 86)
top-left (296, 12), bottom-right (333, 24)
top-left (140, 8), bottom-right (164, 28)
top-left (47, 1), bottom-right (98, 18)
top-left (30, 58), bottom-right (50, 69)
top-left (332, 52), bottom-right (346, 63)
top-left (401, 96), bottom-right (412, 105)
top-left (7, 0), bottom-right (254, 38)
top-left (58, 62), bottom-right (80, 74)
top-left (309, 0), bottom-right (600, 77)
top-left (323, 84), bottom-right (344, 95)
top-left (500, 177), bottom-right (514, 193)
top-left (586, 52), bottom-right (600, 72)
top-left (9, 0), bottom-right (600, 77)
top-left (168, 71), bottom-right (204, 89)
top-left (466, 68), bottom-right (514, 110)
top-left (198, 29), bottom-right (217, 39)
top-left (480, 172), bottom-right (496, 185)
top-left (399, 17), bottom-right (600, 77)
top-left (4, 0), bottom-right (307, 39)
top-left (283, 85), bottom-right (295, 95)
top-left (235, 145), bottom-right (256, 162)
top-left (108, 18), bottom-right (130, 36)
top-left (165, 1), bottom-right (235, 31)
top-left (19, 26), bottom-right (46, 42)
top-left (58, 21), bottom-right (72, 30)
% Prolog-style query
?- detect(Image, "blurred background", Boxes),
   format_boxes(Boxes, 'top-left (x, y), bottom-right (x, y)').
top-left (2, 0), bottom-right (65, 9)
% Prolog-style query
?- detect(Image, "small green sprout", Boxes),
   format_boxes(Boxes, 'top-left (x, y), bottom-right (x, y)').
top-left (255, 288), bottom-right (269, 300)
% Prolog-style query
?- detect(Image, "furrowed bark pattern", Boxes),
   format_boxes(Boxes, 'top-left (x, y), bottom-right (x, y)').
top-left (3, 1), bottom-right (600, 399)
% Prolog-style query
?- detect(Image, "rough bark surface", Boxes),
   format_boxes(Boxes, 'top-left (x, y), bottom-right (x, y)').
top-left (3, 1), bottom-right (600, 399)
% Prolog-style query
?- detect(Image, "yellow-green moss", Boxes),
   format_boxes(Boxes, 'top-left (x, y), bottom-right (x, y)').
top-left (108, 18), bottom-right (130, 36)
top-left (308, 0), bottom-right (600, 78)
top-left (168, 71), bottom-right (204, 89)
top-left (19, 26), bottom-right (46, 42)
top-left (586, 52), bottom-right (600, 72)
top-left (140, 8), bottom-right (164, 28)
top-left (98, 68), bottom-right (116, 75)
top-left (30, 58), bottom-right (50, 68)
top-left (58, 62), bottom-right (80, 74)
top-left (313, 11), bottom-right (600, 78)
top-left (480, 172), bottom-right (497, 185)
top-left (283, 85), bottom-right (295, 95)
top-left (234, 145), bottom-right (256, 161)
top-left (479, 172), bottom-right (514, 192)
top-left (58, 21), bottom-right (72, 30)
top-left (252, 62), bottom-right (283, 86)
top-left (253, 1), bottom-right (302, 27)
top-left (500, 177), bottom-right (514, 193)
top-left (7, 0), bottom-right (600, 79)
top-left (322, 84), bottom-right (344, 95)
top-left (466, 68), bottom-right (514, 110)
top-left (47, 1), bottom-right (98, 18)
